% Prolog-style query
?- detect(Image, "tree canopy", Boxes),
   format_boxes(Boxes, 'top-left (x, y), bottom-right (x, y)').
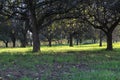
top-left (0, 0), bottom-right (120, 52)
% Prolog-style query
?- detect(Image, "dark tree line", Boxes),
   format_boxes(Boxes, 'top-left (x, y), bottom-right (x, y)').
top-left (0, 0), bottom-right (120, 52)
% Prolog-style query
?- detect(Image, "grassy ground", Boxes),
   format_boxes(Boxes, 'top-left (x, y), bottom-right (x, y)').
top-left (0, 43), bottom-right (120, 80)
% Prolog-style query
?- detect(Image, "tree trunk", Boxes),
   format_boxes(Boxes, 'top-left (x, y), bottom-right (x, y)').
top-left (99, 30), bottom-right (102, 47)
top-left (5, 42), bottom-right (8, 48)
top-left (48, 38), bottom-right (52, 47)
top-left (106, 32), bottom-right (113, 50)
top-left (99, 38), bottom-right (102, 47)
top-left (21, 20), bottom-right (29, 47)
top-left (11, 36), bottom-right (16, 47)
top-left (28, 1), bottom-right (40, 52)
top-left (21, 33), bottom-right (27, 47)
top-left (11, 33), bottom-right (16, 47)
top-left (76, 38), bottom-right (79, 45)
top-left (21, 40), bottom-right (26, 47)
top-left (13, 40), bottom-right (16, 47)
top-left (93, 38), bottom-right (96, 43)
top-left (67, 39), bottom-right (69, 44)
top-left (79, 39), bottom-right (82, 44)
top-left (32, 30), bottom-right (40, 52)
top-left (69, 33), bottom-right (73, 47)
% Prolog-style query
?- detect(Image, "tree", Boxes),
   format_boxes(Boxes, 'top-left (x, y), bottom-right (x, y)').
top-left (0, 0), bottom-right (81, 52)
top-left (81, 0), bottom-right (120, 50)
top-left (0, 23), bottom-right (11, 47)
top-left (41, 25), bottom-right (56, 47)
top-left (58, 19), bottom-right (84, 47)
top-left (25, 0), bottom-right (80, 52)
top-left (60, 19), bottom-right (76, 47)
top-left (17, 20), bottom-right (30, 47)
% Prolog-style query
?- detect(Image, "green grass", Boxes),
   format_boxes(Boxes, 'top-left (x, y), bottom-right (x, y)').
top-left (0, 43), bottom-right (120, 80)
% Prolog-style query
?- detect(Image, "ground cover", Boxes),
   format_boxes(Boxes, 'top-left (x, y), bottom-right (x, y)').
top-left (0, 43), bottom-right (120, 80)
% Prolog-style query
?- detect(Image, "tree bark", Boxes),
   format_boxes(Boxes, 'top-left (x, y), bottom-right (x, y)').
top-left (28, 1), bottom-right (40, 52)
top-left (48, 38), bottom-right (52, 47)
top-left (67, 39), bottom-right (69, 44)
top-left (79, 39), bottom-right (82, 44)
top-left (32, 30), bottom-right (40, 52)
top-left (5, 42), bottom-right (8, 48)
top-left (13, 39), bottom-right (16, 47)
top-left (106, 32), bottom-right (113, 50)
top-left (76, 38), bottom-right (79, 45)
top-left (69, 33), bottom-right (73, 47)
top-left (21, 34), bottom-right (27, 47)
top-left (99, 30), bottom-right (102, 47)
top-left (99, 38), bottom-right (102, 47)
top-left (11, 33), bottom-right (16, 47)
top-left (11, 35), bottom-right (16, 47)
top-left (93, 38), bottom-right (96, 43)
top-left (21, 20), bottom-right (29, 47)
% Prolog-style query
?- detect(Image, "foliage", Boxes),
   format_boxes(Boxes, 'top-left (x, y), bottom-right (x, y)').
top-left (0, 0), bottom-right (120, 51)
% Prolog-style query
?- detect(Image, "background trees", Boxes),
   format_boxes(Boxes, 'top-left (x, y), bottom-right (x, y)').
top-left (25, 0), bottom-right (81, 52)
top-left (0, 0), bottom-right (119, 51)
top-left (0, 22), bottom-right (11, 47)
top-left (80, 0), bottom-right (120, 50)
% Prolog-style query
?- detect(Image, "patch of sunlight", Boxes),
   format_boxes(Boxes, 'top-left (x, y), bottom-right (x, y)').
top-left (0, 42), bottom-right (120, 54)
top-left (0, 47), bottom-right (32, 54)
top-left (41, 44), bottom-right (106, 53)
top-left (113, 42), bottom-right (120, 48)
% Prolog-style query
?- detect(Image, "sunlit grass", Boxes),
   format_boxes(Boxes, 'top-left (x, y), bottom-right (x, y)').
top-left (0, 42), bottom-right (120, 54)
top-left (0, 42), bottom-right (120, 79)
top-left (0, 47), bottom-right (32, 54)
top-left (41, 43), bottom-right (105, 53)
